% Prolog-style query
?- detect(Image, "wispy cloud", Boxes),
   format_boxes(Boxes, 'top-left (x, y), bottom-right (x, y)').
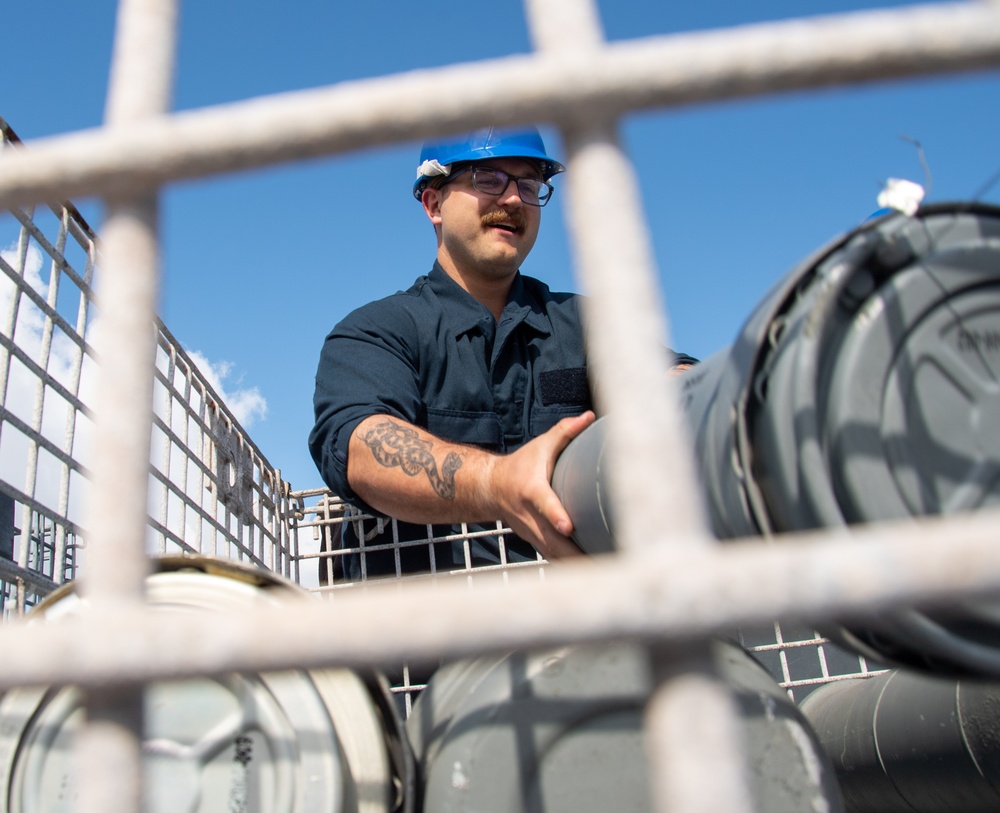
top-left (185, 350), bottom-right (268, 428)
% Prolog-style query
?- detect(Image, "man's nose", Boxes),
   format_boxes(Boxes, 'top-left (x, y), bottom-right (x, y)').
top-left (496, 177), bottom-right (524, 206)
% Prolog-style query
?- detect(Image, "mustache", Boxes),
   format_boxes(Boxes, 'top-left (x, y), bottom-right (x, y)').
top-left (481, 210), bottom-right (526, 232)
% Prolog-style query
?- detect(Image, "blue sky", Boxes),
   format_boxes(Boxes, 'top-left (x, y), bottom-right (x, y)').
top-left (3, 0), bottom-right (998, 493)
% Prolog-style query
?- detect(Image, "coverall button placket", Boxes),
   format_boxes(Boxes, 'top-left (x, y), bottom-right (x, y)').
top-left (491, 302), bottom-right (532, 450)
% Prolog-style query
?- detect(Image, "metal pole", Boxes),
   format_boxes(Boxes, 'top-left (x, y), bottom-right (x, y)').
top-left (525, 1), bottom-right (749, 809)
top-left (76, 1), bottom-right (177, 811)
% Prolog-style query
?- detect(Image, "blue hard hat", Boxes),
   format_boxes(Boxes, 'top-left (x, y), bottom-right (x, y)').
top-left (412, 126), bottom-right (565, 201)
top-left (863, 207), bottom-right (895, 224)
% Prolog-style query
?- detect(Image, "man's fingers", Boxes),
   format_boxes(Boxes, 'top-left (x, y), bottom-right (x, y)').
top-left (522, 411), bottom-right (596, 546)
top-left (525, 490), bottom-right (585, 559)
top-left (564, 410), bottom-right (596, 436)
top-left (537, 485), bottom-right (573, 537)
top-left (490, 411), bottom-right (596, 559)
top-left (520, 510), bottom-right (583, 560)
top-left (548, 410), bottom-right (596, 454)
top-left (540, 533), bottom-right (584, 560)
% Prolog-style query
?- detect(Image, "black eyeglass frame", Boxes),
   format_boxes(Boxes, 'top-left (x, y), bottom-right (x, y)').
top-left (441, 165), bottom-right (555, 207)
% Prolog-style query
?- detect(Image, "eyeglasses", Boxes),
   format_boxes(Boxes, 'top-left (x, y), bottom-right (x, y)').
top-left (445, 166), bottom-right (554, 207)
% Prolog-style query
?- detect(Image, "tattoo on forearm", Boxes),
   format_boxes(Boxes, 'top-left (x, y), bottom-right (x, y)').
top-left (363, 420), bottom-right (463, 500)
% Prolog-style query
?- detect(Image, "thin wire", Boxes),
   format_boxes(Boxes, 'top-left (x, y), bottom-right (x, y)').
top-left (971, 165), bottom-right (1000, 202)
top-left (900, 133), bottom-right (933, 197)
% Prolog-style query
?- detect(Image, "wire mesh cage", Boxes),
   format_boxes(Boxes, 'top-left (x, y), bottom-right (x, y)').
top-left (1, 1), bottom-right (999, 811)
top-left (0, 118), bottom-right (299, 616)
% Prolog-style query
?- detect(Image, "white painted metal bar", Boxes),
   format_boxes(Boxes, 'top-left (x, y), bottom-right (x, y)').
top-left (527, 1), bottom-right (749, 809)
top-left (84, 0), bottom-right (175, 601)
top-left (76, 0), bottom-right (177, 811)
top-left (560, 124), bottom-right (708, 544)
top-left (646, 648), bottom-right (753, 813)
top-left (1, 507), bottom-right (999, 689)
top-left (0, 0), bottom-right (997, 810)
top-left (525, 0), bottom-right (604, 52)
top-left (0, 3), bottom-right (998, 208)
top-left (81, 197), bottom-right (160, 602)
top-left (4, 220), bottom-right (38, 587)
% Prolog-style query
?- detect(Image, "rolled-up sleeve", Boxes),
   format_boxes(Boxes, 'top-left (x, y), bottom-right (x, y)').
top-left (308, 299), bottom-right (423, 507)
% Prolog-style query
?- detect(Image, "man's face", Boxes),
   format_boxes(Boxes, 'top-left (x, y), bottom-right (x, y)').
top-left (423, 157), bottom-right (544, 281)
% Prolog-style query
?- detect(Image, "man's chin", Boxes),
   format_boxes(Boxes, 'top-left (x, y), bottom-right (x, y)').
top-left (473, 254), bottom-right (524, 280)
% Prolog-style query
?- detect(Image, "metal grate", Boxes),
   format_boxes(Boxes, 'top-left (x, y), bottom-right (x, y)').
top-left (0, 1), bottom-right (999, 811)
top-left (737, 622), bottom-right (889, 704)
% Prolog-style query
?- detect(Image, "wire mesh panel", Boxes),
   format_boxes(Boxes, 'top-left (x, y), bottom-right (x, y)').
top-left (0, 117), bottom-right (298, 616)
top-left (294, 489), bottom-right (547, 589)
top-left (148, 322), bottom-right (297, 577)
top-left (292, 488), bottom-right (557, 715)
top-left (293, 487), bottom-right (890, 714)
top-left (0, 120), bottom-right (97, 617)
top-left (738, 622), bottom-right (889, 703)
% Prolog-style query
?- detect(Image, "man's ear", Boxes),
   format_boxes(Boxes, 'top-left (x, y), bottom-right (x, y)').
top-left (421, 186), bottom-right (444, 226)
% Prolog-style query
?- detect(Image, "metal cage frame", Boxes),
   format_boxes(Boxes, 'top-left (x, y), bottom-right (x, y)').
top-left (1, 0), bottom-right (999, 810)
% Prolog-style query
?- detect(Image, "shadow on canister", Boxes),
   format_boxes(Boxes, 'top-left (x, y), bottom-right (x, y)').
top-left (552, 202), bottom-right (1000, 677)
top-left (0, 555), bottom-right (413, 813)
top-left (406, 638), bottom-right (843, 813)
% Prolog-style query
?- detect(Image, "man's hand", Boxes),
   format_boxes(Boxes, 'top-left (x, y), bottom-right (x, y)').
top-left (485, 410), bottom-right (596, 560)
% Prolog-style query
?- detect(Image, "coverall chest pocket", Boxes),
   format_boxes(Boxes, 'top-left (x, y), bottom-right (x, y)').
top-left (530, 404), bottom-right (589, 438)
top-left (426, 409), bottom-right (504, 451)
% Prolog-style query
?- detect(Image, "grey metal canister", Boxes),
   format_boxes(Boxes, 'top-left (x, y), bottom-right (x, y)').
top-left (407, 638), bottom-right (843, 813)
top-left (553, 203), bottom-right (1000, 676)
top-left (0, 556), bottom-right (404, 813)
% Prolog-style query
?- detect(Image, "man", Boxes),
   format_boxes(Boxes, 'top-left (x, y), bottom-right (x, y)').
top-left (310, 126), bottom-right (692, 580)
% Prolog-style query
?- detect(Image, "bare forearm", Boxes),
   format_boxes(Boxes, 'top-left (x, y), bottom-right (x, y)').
top-left (347, 415), bottom-right (497, 525)
top-left (347, 411), bottom-right (597, 560)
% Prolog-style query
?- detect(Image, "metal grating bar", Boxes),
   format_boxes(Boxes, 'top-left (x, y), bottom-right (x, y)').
top-left (1, 3), bottom-right (999, 208)
top-left (0, 506), bottom-right (998, 687)
top-left (525, 0), bottom-right (747, 808)
top-left (75, 1), bottom-right (177, 810)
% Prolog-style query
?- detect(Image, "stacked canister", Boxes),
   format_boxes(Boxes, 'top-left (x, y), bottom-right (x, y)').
top-left (552, 202), bottom-right (1000, 810)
